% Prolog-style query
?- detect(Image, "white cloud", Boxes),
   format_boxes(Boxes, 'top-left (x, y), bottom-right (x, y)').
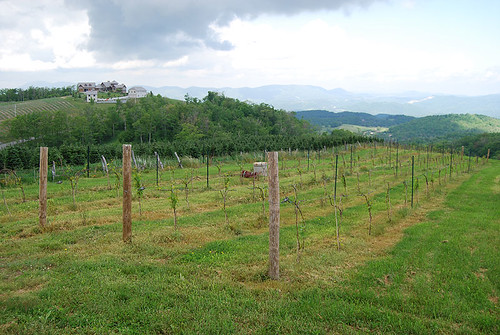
top-left (0, 0), bottom-right (498, 95)
top-left (209, 16), bottom-right (481, 90)
top-left (0, 0), bottom-right (94, 72)
top-left (111, 60), bottom-right (157, 70)
top-left (162, 56), bottom-right (189, 68)
top-left (0, 53), bottom-right (56, 72)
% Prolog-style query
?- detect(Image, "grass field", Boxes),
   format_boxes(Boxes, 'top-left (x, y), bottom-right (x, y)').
top-left (319, 124), bottom-right (389, 137)
top-left (0, 146), bottom-right (498, 334)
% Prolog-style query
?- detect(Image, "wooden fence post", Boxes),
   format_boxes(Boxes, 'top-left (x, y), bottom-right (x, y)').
top-left (206, 147), bottom-right (210, 188)
top-left (123, 144), bottom-right (132, 242)
top-left (268, 152), bottom-right (280, 280)
top-left (39, 147), bottom-right (48, 228)
top-left (411, 156), bottom-right (414, 208)
top-left (395, 142), bottom-right (399, 177)
top-left (334, 154), bottom-right (340, 250)
top-left (87, 145), bottom-right (90, 178)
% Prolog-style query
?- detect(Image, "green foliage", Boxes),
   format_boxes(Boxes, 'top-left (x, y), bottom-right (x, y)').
top-left (133, 171), bottom-right (144, 198)
top-left (169, 184), bottom-right (178, 210)
top-left (1, 93), bottom-right (374, 170)
top-left (295, 110), bottom-right (414, 128)
top-left (0, 86), bottom-right (75, 102)
top-left (388, 113), bottom-right (500, 143)
top-left (453, 132), bottom-right (500, 159)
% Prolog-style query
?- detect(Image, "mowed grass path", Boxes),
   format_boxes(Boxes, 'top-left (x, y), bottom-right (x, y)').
top-left (0, 160), bottom-right (498, 334)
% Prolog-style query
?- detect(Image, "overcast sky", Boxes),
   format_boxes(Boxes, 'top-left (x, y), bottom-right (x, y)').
top-left (1, 0), bottom-right (499, 95)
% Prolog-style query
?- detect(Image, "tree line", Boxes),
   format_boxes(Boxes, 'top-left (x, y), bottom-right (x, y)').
top-left (0, 86), bottom-right (75, 102)
top-left (9, 92), bottom-right (316, 146)
top-left (2, 92), bottom-right (375, 169)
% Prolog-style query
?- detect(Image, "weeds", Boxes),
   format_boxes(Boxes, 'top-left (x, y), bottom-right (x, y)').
top-left (134, 171), bottom-right (145, 216)
top-left (169, 184), bottom-right (178, 230)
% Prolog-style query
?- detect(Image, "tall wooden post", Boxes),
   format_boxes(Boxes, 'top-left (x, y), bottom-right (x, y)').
top-left (486, 149), bottom-right (490, 162)
top-left (468, 149), bottom-right (471, 173)
top-left (389, 140), bottom-right (392, 168)
top-left (87, 145), bottom-right (90, 178)
top-left (395, 142), bottom-right (399, 177)
top-left (206, 148), bottom-right (210, 188)
top-left (39, 147), bottom-right (48, 228)
top-left (334, 154), bottom-right (338, 201)
top-left (268, 152), bottom-right (280, 280)
top-left (123, 144), bottom-right (132, 242)
top-left (307, 148), bottom-right (310, 171)
top-left (450, 147), bottom-right (453, 180)
top-left (411, 156), bottom-right (414, 208)
top-left (334, 154), bottom-right (340, 250)
top-left (350, 145), bottom-right (353, 174)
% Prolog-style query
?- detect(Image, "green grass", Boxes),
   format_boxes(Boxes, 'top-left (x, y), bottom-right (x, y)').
top-left (336, 124), bottom-right (389, 134)
top-left (0, 147), bottom-right (497, 334)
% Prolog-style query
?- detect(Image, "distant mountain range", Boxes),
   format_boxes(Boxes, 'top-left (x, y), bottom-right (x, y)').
top-left (141, 85), bottom-right (500, 118)
top-left (19, 82), bottom-right (500, 118)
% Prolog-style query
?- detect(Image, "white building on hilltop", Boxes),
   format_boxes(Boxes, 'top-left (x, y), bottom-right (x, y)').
top-left (128, 86), bottom-right (147, 99)
top-left (85, 90), bottom-right (98, 102)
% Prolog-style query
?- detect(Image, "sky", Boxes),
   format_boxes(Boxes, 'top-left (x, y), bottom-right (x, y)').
top-left (1, 0), bottom-right (499, 95)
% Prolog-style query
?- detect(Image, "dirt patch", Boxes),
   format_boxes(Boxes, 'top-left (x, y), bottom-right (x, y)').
top-left (488, 295), bottom-right (498, 305)
top-left (492, 175), bottom-right (500, 194)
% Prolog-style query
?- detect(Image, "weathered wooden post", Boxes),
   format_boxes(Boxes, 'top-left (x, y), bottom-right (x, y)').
top-left (334, 154), bottom-right (340, 250)
top-left (411, 156), bottom-right (414, 208)
top-left (450, 147), bottom-right (453, 180)
top-left (396, 142), bottom-right (399, 177)
top-left (486, 148), bottom-right (490, 163)
top-left (87, 145), bottom-right (90, 178)
top-left (123, 144), bottom-right (132, 242)
top-left (468, 149), bottom-right (472, 173)
top-left (206, 147), bottom-right (210, 188)
top-left (268, 152), bottom-right (280, 280)
top-left (307, 148), bottom-right (310, 171)
top-left (155, 152), bottom-right (159, 186)
top-left (350, 145), bottom-right (353, 174)
top-left (39, 147), bottom-right (48, 228)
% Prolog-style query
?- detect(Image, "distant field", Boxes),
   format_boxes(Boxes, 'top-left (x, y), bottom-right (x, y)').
top-left (0, 97), bottom-right (76, 122)
top-left (327, 124), bottom-right (389, 136)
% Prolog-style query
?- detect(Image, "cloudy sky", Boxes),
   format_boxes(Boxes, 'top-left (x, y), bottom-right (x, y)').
top-left (1, 0), bottom-right (499, 95)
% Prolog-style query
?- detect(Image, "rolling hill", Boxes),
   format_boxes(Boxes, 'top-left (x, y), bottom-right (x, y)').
top-left (294, 110), bottom-right (415, 128)
top-left (386, 114), bottom-right (500, 142)
top-left (293, 110), bottom-right (500, 144)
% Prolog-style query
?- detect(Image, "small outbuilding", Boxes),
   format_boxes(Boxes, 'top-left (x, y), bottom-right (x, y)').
top-left (253, 162), bottom-right (268, 176)
top-left (128, 86), bottom-right (147, 99)
top-left (85, 90), bottom-right (98, 102)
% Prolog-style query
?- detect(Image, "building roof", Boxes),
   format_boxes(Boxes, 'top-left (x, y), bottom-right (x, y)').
top-left (77, 82), bottom-right (95, 87)
top-left (129, 86), bottom-right (147, 92)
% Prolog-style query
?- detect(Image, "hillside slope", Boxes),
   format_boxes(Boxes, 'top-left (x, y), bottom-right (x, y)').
top-left (0, 97), bottom-right (113, 143)
top-left (295, 110), bottom-right (414, 128)
top-left (387, 113), bottom-right (500, 142)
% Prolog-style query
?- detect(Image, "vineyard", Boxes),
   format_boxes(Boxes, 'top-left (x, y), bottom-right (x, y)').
top-left (0, 97), bottom-right (78, 142)
top-left (0, 98), bottom-right (76, 122)
top-left (1, 144), bottom-right (498, 334)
